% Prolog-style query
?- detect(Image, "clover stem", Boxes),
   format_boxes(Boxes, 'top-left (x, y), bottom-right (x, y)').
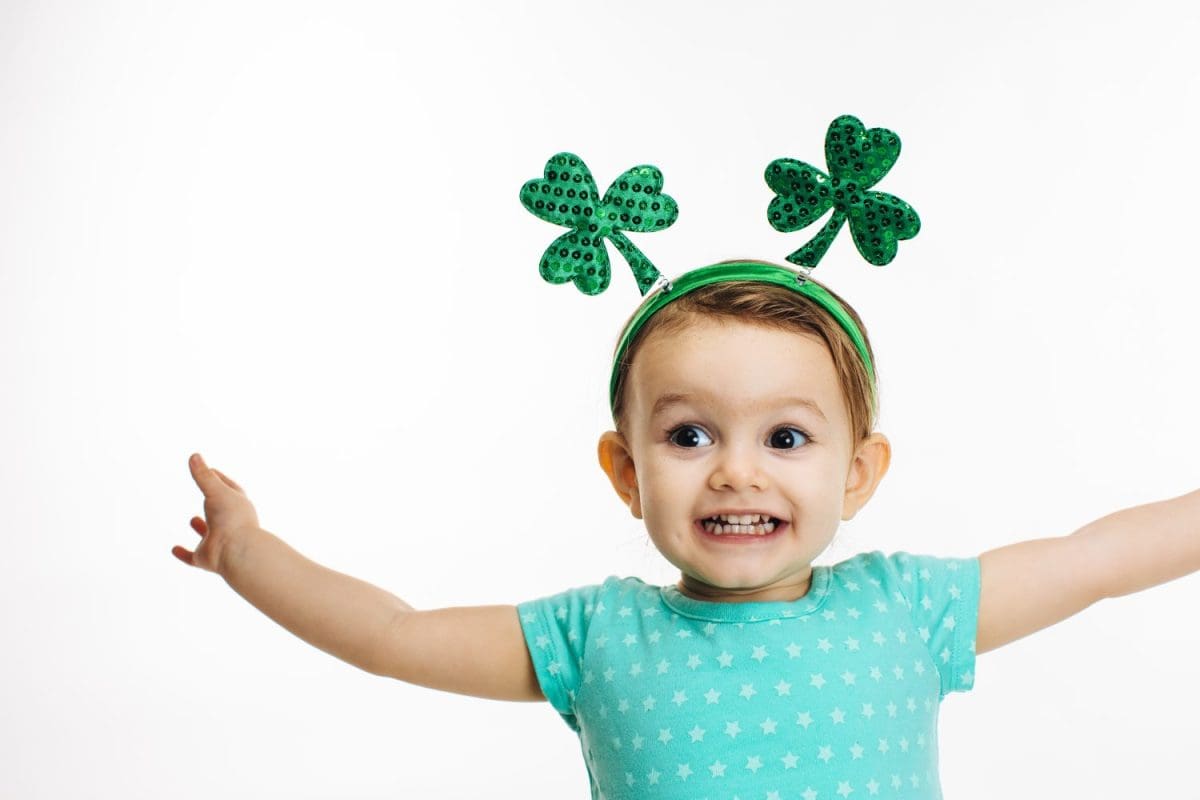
top-left (609, 231), bottom-right (663, 297)
top-left (787, 209), bottom-right (847, 269)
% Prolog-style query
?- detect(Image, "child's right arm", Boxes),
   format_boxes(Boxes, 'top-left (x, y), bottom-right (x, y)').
top-left (175, 454), bottom-right (544, 703)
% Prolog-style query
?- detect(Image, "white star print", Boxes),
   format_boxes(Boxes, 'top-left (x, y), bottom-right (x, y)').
top-left (774, 679), bottom-right (792, 696)
top-left (708, 760), bottom-right (726, 777)
top-left (689, 724), bottom-right (705, 742)
top-left (647, 630), bottom-right (662, 644)
top-left (878, 738), bottom-right (889, 754)
top-left (657, 659), bottom-right (670, 675)
top-left (840, 670), bottom-right (856, 685)
top-left (631, 734), bottom-right (644, 750)
top-left (647, 769), bottom-right (660, 785)
top-left (850, 742), bottom-right (864, 759)
top-left (739, 683), bottom-right (757, 699)
top-left (872, 631), bottom-right (886, 646)
top-left (717, 651), bottom-right (734, 667)
top-left (847, 607), bottom-right (862, 618)
top-left (751, 645), bottom-right (768, 662)
top-left (829, 707), bottom-right (846, 724)
top-left (703, 622), bottom-right (717, 636)
top-left (535, 634), bottom-right (550, 649)
top-left (725, 721), bottom-right (742, 738)
top-left (944, 615), bottom-right (957, 630)
top-left (795, 711), bottom-right (813, 729)
top-left (745, 756), bottom-right (763, 773)
top-left (760, 717), bottom-right (778, 734)
top-left (817, 745), bottom-right (834, 763)
top-left (873, 600), bottom-right (888, 612)
top-left (676, 764), bottom-right (692, 780)
top-left (617, 699), bottom-right (629, 713)
top-left (861, 703), bottom-right (875, 719)
top-left (596, 634), bottom-right (609, 648)
top-left (817, 638), bottom-right (833, 653)
top-left (822, 609), bottom-right (837, 621)
top-left (686, 653), bottom-right (701, 670)
top-left (843, 636), bottom-right (860, 651)
top-left (675, 629), bottom-right (692, 638)
top-left (704, 688), bottom-right (721, 704)
top-left (623, 633), bottom-right (637, 646)
top-left (658, 728), bottom-right (672, 744)
top-left (672, 690), bottom-right (688, 706)
top-left (866, 778), bottom-right (880, 795)
top-left (781, 752), bottom-right (799, 769)
top-left (869, 666), bottom-right (882, 681)
top-left (604, 667), bottom-right (615, 682)
top-left (767, 791), bottom-right (781, 800)
top-left (629, 663), bottom-right (642, 677)
top-left (625, 772), bottom-right (635, 787)
top-left (785, 642), bottom-right (802, 658)
top-left (809, 673), bottom-right (826, 689)
top-left (802, 789), bottom-right (818, 800)
top-left (836, 780), bottom-right (854, 797)
top-left (642, 695), bottom-right (656, 712)
top-left (618, 606), bottom-right (632, 617)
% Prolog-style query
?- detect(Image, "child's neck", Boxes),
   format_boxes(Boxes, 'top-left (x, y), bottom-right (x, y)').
top-left (676, 568), bottom-right (814, 603)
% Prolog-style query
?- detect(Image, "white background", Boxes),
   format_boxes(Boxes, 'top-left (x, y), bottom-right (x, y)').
top-left (2, 0), bottom-right (1198, 796)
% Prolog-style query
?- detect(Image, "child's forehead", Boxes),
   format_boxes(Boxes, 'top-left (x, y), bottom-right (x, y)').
top-left (628, 317), bottom-right (844, 415)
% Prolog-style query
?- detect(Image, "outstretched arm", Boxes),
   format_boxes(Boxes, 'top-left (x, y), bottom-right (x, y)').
top-left (178, 454), bottom-right (543, 702)
top-left (976, 488), bottom-right (1200, 655)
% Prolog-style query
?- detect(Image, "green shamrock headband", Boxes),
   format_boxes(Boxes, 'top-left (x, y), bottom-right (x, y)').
top-left (518, 114), bottom-right (921, 421)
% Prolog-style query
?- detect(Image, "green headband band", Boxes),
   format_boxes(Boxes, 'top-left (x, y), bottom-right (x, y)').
top-left (607, 261), bottom-right (877, 419)
top-left (519, 114), bottom-right (919, 423)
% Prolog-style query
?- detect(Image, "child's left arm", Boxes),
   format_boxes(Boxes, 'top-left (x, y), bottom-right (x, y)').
top-left (976, 487), bottom-right (1200, 655)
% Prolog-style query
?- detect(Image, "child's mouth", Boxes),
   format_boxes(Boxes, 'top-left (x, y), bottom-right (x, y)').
top-left (695, 514), bottom-right (786, 542)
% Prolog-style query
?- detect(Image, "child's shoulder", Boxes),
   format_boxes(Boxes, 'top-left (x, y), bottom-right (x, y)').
top-left (826, 549), bottom-right (978, 590)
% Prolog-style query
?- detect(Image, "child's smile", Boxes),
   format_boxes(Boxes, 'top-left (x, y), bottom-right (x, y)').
top-left (598, 315), bottom-right (891, 604)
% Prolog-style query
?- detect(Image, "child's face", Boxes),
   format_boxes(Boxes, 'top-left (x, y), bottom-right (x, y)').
top-left (599, 315), bottom-right (890, 603)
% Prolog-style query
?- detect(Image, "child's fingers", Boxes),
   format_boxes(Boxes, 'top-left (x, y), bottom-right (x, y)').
top-left (212, 469), bottom-right (244, 494)
top-left (171, 544), bottom-right (195, 566)
top-left (190, 516), bottom-right (207, 535)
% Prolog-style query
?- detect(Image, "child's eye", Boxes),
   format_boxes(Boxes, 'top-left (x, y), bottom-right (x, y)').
top-left (667, 425), bottom-right (713, 448)
top-left (768, 426), bottom-right (811, 450)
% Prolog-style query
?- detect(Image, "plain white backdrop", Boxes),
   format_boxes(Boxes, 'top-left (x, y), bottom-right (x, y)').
top-left (2, 0), bottom-right (1198, 796)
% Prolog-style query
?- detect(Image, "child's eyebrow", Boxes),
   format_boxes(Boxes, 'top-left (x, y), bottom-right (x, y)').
top-left (650, 392), bottom-right (828, 422)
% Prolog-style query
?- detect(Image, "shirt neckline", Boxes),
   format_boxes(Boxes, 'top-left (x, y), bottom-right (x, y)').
top-left (658, 565), bottom-right (832, 622)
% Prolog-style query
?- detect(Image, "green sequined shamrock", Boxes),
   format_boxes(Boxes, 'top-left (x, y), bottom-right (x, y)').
top-left (766, 115), bottom-right (920, 269)
top-left (520, 152), bottom-right (678, 296)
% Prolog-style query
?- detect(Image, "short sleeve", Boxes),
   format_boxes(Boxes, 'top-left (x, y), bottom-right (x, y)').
top-left (516, 580), bottom-right (609, 731)
top-left (887, 551), bottom-right (981, 698)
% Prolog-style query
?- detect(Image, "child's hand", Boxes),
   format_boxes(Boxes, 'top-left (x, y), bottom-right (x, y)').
top-left (173, 453), bottom-right (261, 575)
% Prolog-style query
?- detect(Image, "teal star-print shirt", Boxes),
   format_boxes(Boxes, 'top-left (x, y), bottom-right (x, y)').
top-left (517, 550), bottom-right (980, 800)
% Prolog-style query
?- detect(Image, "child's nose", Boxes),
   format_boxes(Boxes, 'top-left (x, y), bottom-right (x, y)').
top-left (708, 444), bottom-right (768, 492)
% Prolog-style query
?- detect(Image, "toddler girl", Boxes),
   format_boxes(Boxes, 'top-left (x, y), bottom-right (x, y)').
top-left (176, 128), bottom-right (1200, 798)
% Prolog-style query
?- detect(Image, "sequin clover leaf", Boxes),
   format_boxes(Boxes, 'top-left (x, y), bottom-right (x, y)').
top-left (766, 115), bottom-right (921, 269)
top-left (520, 152), bottom-right (679, 296)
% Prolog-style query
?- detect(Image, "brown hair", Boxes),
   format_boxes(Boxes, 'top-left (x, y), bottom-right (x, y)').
top-left (611, 259), bottom-right (878, 447)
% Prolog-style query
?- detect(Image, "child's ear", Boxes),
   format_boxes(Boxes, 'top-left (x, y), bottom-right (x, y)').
top-left (598, 430), bottom-right (642, 519)
top-left (841, 431), bottom-right (892, 521)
